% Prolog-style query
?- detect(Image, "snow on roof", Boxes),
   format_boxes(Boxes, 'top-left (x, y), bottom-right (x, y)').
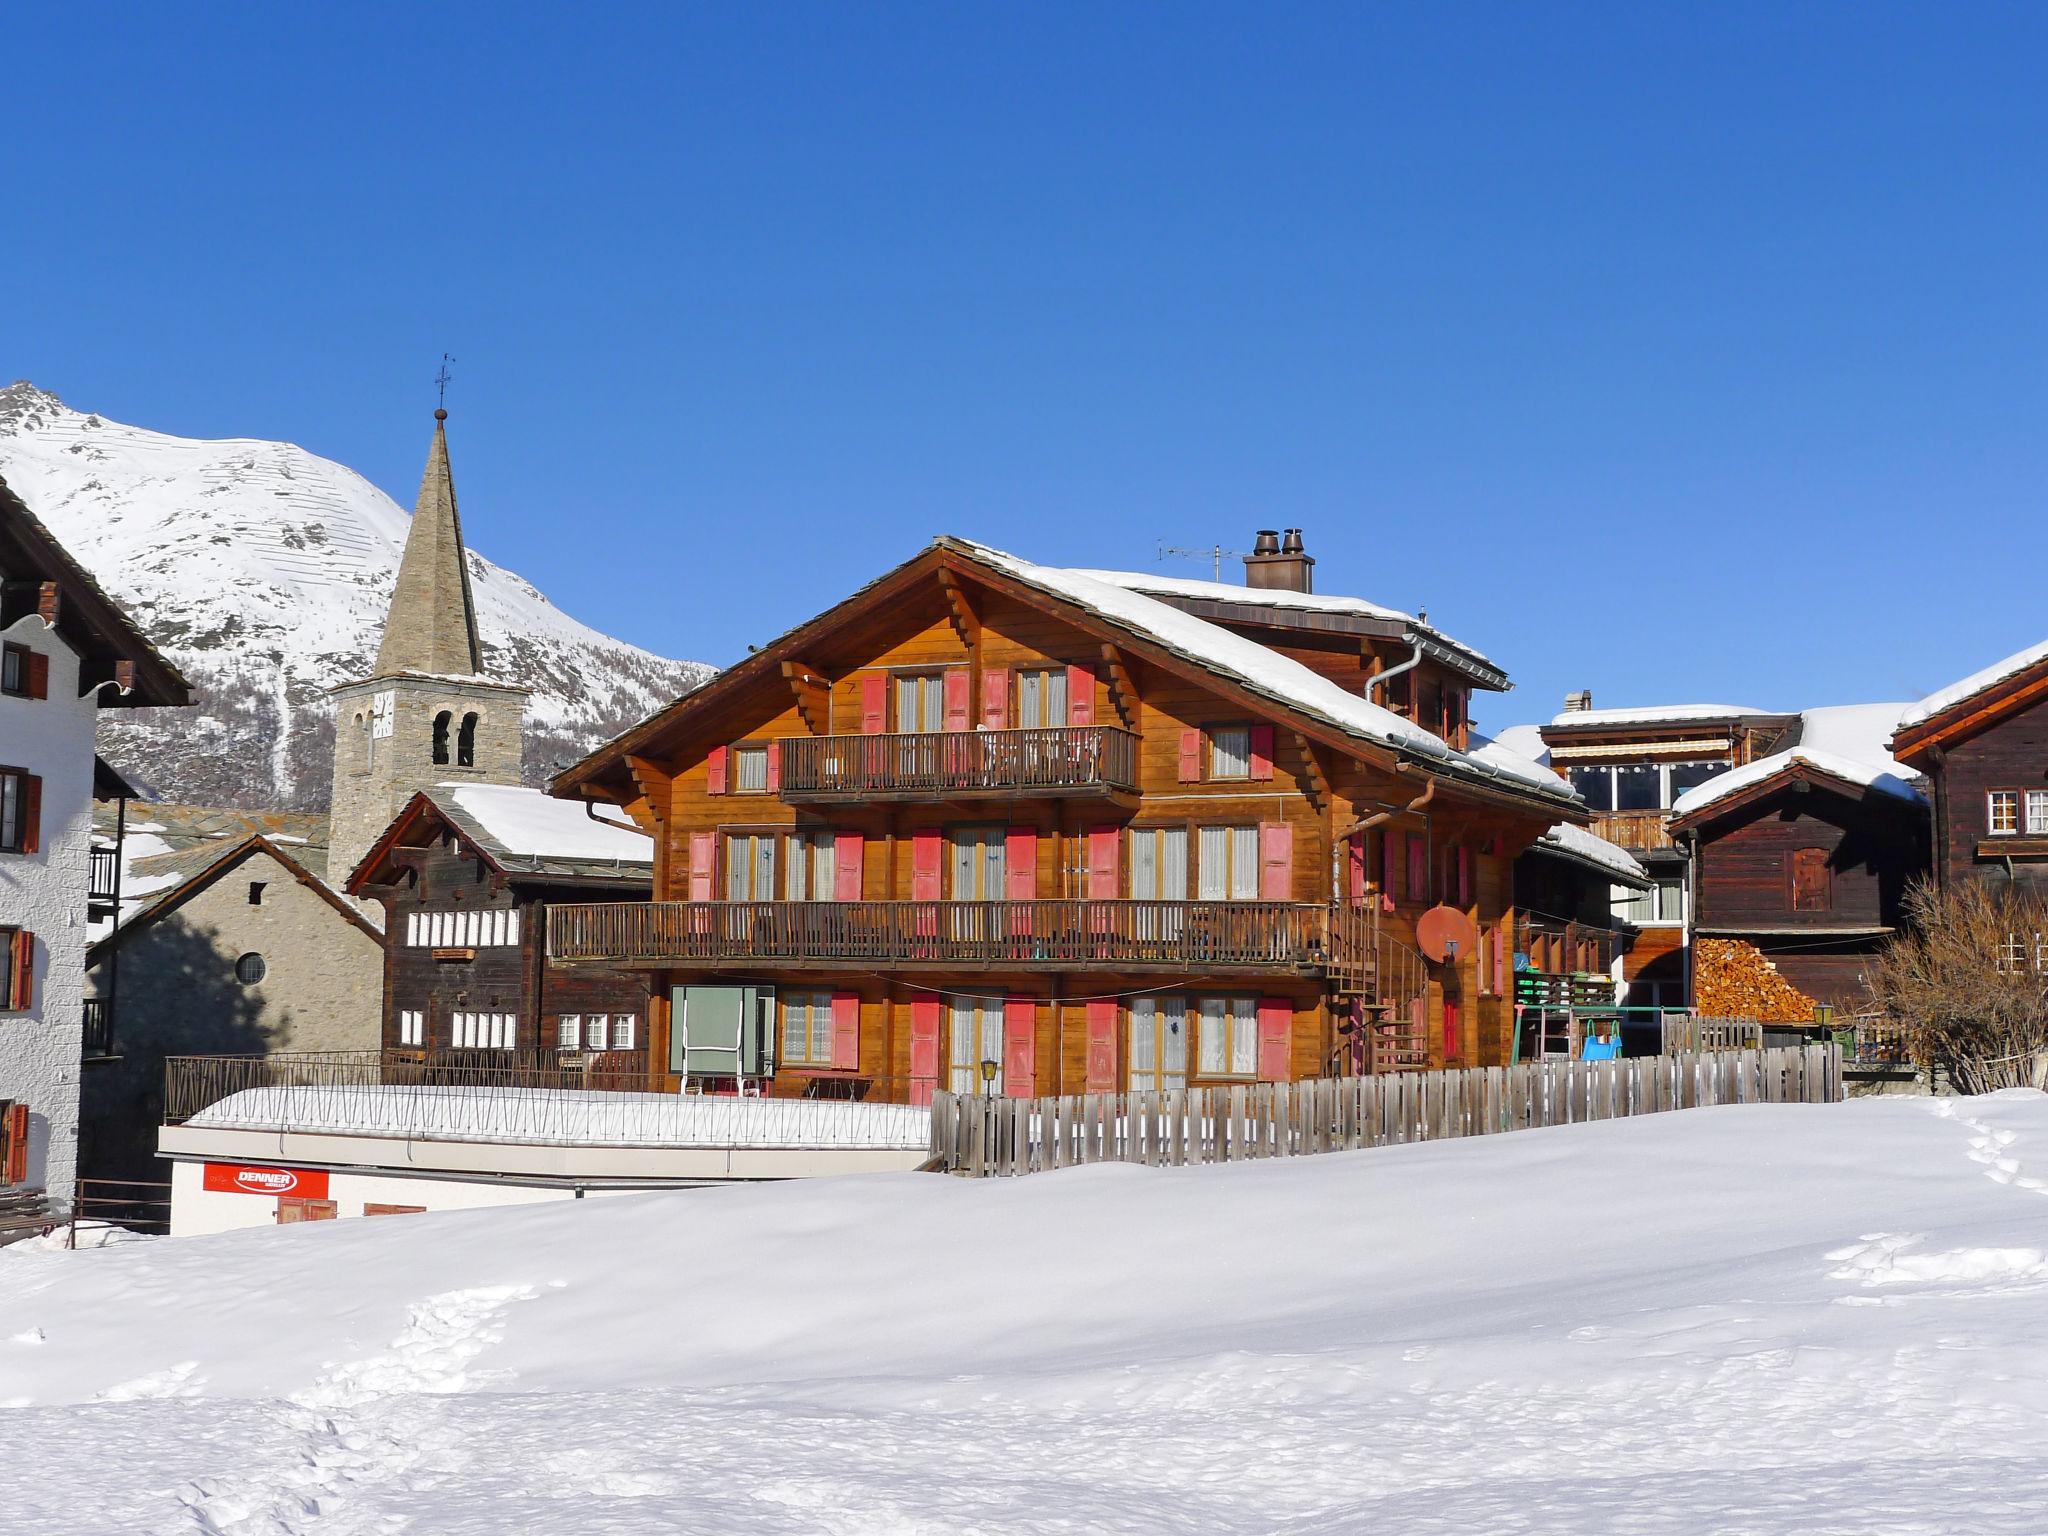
top-left (1487, 724), bottom-right (1552, 767)
top-left (952, 540), bottom-right (1575, 805)
top-left (1548, 703), bottom-right (1776, 729)
top-left (1075, 567), bottom-right (1498, 669)
top-left (188, 1083), bottom-right (928, 1151)
top-left (1898, 635), bottom-right (2048, 731)
top-left (442, 783), bottom-right (653, 865)
top-left (1535, 821), bottom-right (1650, 886)
top-left (1670, 703), bottom-right (1925, 821)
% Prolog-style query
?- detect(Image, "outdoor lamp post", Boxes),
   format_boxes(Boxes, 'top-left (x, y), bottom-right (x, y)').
top-left (980, 1058), bottom-right (998, 1098)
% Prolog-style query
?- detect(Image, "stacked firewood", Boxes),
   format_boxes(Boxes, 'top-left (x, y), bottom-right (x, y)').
top-left (1693, 937), bottom-right (1820, 1024)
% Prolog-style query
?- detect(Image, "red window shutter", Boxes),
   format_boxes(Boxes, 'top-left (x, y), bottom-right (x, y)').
top-left (8, 931), bottom-right (31, 1010)
top-left (833, 831), bottom-right (863, 900)
top-left (830, 992), bottom-right (861, 1071)
top-left (981, 667), bottom-right (1009, 730)
top-left (1347, 836), bottom-right (1367, 902)
top-left (1087, 826), bottom-right (1119, 898)
top-left (705, 745), bottom-right (728, 796)
top-left (1066, 663), bottom-right (1095, 726)
top-left (943, 669), bottom-right (971, 731)
top-left (1443, 998), bottom-right (1461, 1062)
top-left (910, 996), bottom-right (943, 1103)
top-left (3, 1102), bottom-right (26, 1184)
top-left (25, 651), bottom-right (48, 701)
top-left (1248, 725), bottom-right (1274, 781)
top-left (859, 674), bottom-right (887, 734)
top-left (1457, 846), bottom-right (1471, 907)
top-left (763, 742), bottom-right (780, 793)
top-left (1258, 822), bottom-right (1292, 900)
top-left (1177, 729), bottom-right (1201, 782)
top-left (1003, 995), bottom-right (1036, 1098)
top-left (1004, 827), bottom-right (1037, 900)
top-left (1383, 831), bottom-right (1402, 903)
top-left (912, 829), bottom-right (943, 901)
top-left (1407, 834), bottom-right (1428, 902)
top-left (1084, 999), bottom-right (1118, 1091)
top-left (21, 776), bottom-right (40, 855)
top-left (1256, 998), bottom-right (1291, 1081)
top-left (687, 831), bottom-right (717, 902)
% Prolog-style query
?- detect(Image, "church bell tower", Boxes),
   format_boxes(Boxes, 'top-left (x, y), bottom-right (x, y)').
top-left (327, 407), bottom-right (529, 886)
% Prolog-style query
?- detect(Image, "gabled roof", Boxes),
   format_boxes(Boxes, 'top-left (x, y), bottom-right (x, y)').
top-left (1545, 703), bottom-right (1786, 731)
top-left (348, 784), bottom-right (654, 894)
top-left (1668, 703), bottom-right (1925, 831)
top-left (89, 834), bottom-right (380, 966)
top-left (1529, 821), bottom-right (1653, 889)
top-left (0, 473), bottom-right (190, 708)
top-left (552, 537), bottom-right (1580, 816)
top-left (1893, 635), bottom-right (2048, 762)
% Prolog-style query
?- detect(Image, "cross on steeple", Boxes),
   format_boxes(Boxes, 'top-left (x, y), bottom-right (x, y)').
top-left (435, 353), bottom-right (455, 413)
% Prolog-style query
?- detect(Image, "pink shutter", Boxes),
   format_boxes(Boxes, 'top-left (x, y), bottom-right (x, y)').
top-left (1443, 998), bottom-right (1462, 1062)
top-left (26, 651), bottom-right (48, 701)
top-left (1258, 823), bottom-right (1292, 900)
top-left (764, 741), bottom-right (780, 793)
top-left (1004, 827), bottom-right (1036, 900)
top-left (1257, 998), bottom-right (1291, 1081)
top-left (911, 829), bottom-right (943, 901)
top-left (1177, 729), bottom-right (1201, 782)
top-left (705, 745), bottom-right (728, 796)
top-left (909, 996), bottom-right (942, 1104)
top-left (1383, 830), bottom-right (1401, 902)
top-left (1407, 834), bottom-right (1428, 902)
top-left (1003, 996), bottom-right (1036, 1098)
top-left (859, 674), bottom-right (887, 734)
top-left (833, 831), bottom-right (863, 900)
top-left (830, 992), bottom-right (860, 1071)
top-left (943, 669), bottom-right (971, 731)
top-left (3, 1101), bottom-right (26, 1182)
top-left (1457, 845), bottom-right (1471, 906)
top-left (1248, 724), bottom-right (1275, 781)
top-left (981, 667), bottom-right (1009, 730)
top-left (1066, 663), bottom-right (1095, 726)
top-left (1085, 999), bottom-right (1118, 1091)
top-left (1347, 836), bottom-right (1367, 902)
top-left (687, 831), bottom-right (716, 902)
top-left (1087, 826), bottom-right (1119, 898)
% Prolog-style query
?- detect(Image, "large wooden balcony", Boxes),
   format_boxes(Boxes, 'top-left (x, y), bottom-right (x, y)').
top-left (1589, 809), bottom-right (1672, 855)
top-left (551, 898), bottom-right (1351, 976)
top-left (776, 726), bottom-right (1138, 802)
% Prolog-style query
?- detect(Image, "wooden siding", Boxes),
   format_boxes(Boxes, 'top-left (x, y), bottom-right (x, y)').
top-left (1927, 692), bottom-right (2048, 893)
top-left (1691, 786), bottom-right (1924, 935)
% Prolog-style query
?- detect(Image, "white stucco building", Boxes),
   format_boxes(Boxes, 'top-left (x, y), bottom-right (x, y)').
top-left (0, 476), bottom-right (188, 1220)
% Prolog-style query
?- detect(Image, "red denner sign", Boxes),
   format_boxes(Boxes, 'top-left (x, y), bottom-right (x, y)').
top-left (202, 1163), bottom-right (330, 1200)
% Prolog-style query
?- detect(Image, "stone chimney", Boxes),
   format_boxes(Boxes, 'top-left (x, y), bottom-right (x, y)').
top-left (1563, 689), bottom-right (1594, 713)
top-left (1243, 527), bottom-right (1315, 593)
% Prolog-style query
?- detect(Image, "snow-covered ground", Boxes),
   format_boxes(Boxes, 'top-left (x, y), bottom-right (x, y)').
top-left (6, 1092), bottom-right (2048, 1533)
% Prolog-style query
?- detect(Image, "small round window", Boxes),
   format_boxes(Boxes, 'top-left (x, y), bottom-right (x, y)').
top-left (234, 952), bottom-right (267, 985)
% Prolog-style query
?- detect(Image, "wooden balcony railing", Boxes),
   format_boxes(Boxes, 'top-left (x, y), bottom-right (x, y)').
top-left (551, 898), bottom-right (1339, 973)
top-left (1589, 809), bottom-right (1672, 854)
top-left (87, 845), bottom-right (120, 906)
top-left (776, 726), bottom-right (1138, 801)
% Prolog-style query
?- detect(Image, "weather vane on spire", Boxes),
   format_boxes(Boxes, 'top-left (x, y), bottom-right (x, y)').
top-left (435, 353), bottom-right (455, 414)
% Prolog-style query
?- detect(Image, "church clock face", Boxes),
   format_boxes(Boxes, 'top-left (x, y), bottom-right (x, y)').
top-left (370, 689), bottom-right (396, 739)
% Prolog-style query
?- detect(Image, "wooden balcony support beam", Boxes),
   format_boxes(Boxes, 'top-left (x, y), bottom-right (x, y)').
top-left (1291, 730), bottom-right (1329, 813)
top-left (1100, 643), bottom-right (1138, 731)
top-left (937, 570), bottom-right (980, 649)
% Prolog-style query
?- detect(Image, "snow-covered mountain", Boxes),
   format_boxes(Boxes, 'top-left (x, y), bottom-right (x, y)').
top-left (0, 382), bottom-right (714, 810)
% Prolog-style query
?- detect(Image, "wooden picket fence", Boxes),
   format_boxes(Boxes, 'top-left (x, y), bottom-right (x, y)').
top-left (929, 1043), bottom-right (1842, 1177)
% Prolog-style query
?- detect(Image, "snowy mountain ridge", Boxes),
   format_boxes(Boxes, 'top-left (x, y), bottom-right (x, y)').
top-left (0, 381), bottom-right (714, 810)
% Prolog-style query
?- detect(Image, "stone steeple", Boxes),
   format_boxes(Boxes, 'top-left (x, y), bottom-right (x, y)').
top-left (375, 408), bottom-right (484, 677)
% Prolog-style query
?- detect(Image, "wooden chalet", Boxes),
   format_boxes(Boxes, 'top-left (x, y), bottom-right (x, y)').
top-left (346, 783), bottom-right (654, 1059)
top-left (546, 530), bottom-right (1585, 1102)
top-left (1891, 637), bottom-right (2048, 895)
top-left (1668, 704), bottom-right (1929, 1015)
top-left (1538, 699), bottom-right (1798, 1010)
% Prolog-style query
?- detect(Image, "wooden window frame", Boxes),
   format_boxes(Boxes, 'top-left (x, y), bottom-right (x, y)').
top-left (0, 643), bottom-right (27, 698)
top-left (891, 669), bottom-right (951, 733)
top-left (730, 742), bottom-right (772, 795)
top-left (1206, 724), bottom-right (1253, 781)
top-left (1194, 994), bottom-right (1260, 1082)
top-left (780, 990), bottom-right (836, 1068)
top-left (1128, 994), bottom-right (1190, 1092)
top-left (1012, 666), bottom-right (1069, 730)
top-left (1988, 789), bottom-right (2020, 836)
top-left (0, 927), bottom-right (28, 1011)
top-left (2028, 790), bottom-right (2048, 838)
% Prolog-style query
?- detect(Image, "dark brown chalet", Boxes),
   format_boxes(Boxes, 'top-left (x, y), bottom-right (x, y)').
top-left (1668, 705), bottom-right (1930, 1013)
top-left (1891, 637), bottom-right (2048, 895)
top-left (346, 784), bottom-right (653, 1060)
top-left (547, 531), bottom-right (1584, 1104)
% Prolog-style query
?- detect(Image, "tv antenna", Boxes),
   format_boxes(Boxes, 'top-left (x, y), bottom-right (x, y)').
top-left (1157, 542), bottom-right (1250, 581)
top-left (435, 353), bottom-right (456, 411)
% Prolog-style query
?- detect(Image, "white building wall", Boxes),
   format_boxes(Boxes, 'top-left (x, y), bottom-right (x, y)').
top-left (0, 614), bottom-right (96, 1206)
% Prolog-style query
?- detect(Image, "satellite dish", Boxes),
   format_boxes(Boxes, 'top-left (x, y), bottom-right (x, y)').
top-left (1416, 904), bottom-right (1478, 965)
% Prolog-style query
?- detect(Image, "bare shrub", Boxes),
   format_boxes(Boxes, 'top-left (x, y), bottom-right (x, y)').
top-left (1869, 881), bottom-right (2048, 1094)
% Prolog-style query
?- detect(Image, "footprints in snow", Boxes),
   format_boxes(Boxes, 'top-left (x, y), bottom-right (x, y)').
top-left (1932, 1099), bottom-right (2048, 1193)
top-left (1827, 1233), bottom-right (2048, 1305)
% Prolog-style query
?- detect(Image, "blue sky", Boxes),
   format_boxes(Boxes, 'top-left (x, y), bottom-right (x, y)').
top-left (8, 4), bottom-right (2045, 731)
